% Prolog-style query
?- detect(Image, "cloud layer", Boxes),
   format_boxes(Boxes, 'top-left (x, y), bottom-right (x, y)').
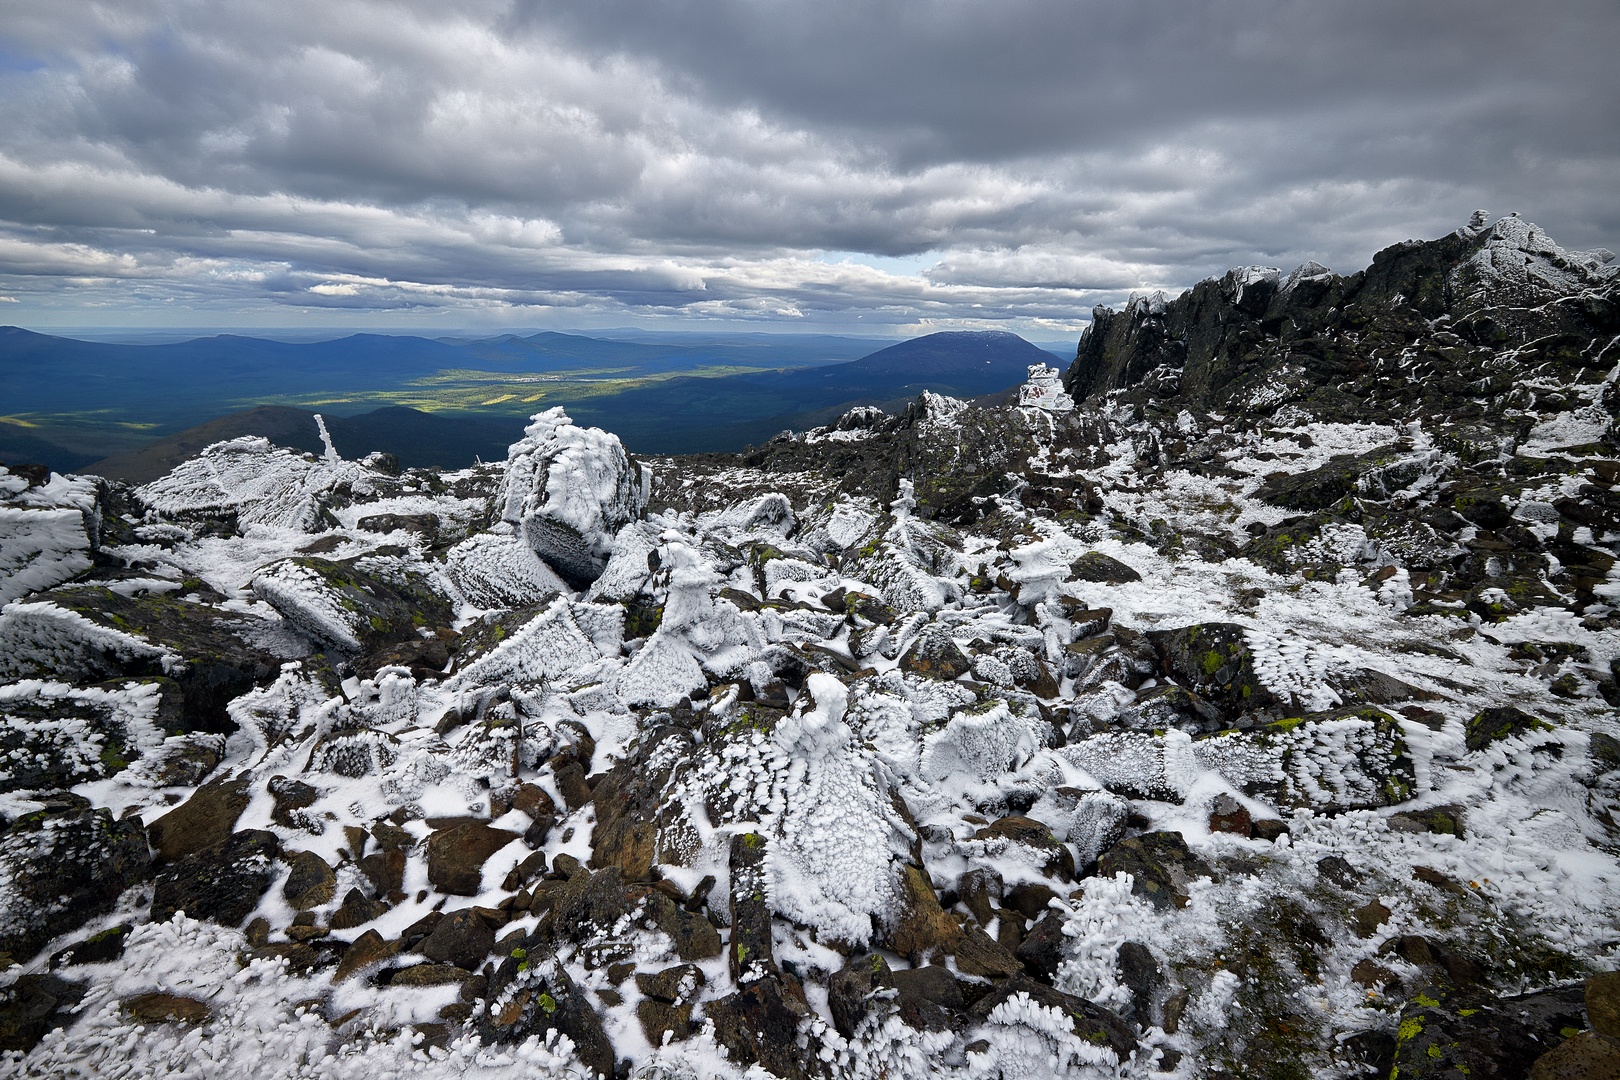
top-left (2, 0), bottom-right (1616, 333)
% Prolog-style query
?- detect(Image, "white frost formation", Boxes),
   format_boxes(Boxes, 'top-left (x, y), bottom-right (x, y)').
top-left (498, 408), bottom-right (649, 586)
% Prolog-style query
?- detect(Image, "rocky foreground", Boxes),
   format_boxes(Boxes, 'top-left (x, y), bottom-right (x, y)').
top-left (1, 213), bottom-right (1618, 1079)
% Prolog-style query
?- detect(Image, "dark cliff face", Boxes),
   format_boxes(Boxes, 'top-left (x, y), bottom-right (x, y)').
top-left (1063, 217), bottom-right (1620, 428)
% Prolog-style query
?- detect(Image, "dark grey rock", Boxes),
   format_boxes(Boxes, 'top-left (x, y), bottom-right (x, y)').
top-left (0, 796), bottom-right (149, 963)
top-left (152, 829), bottom-right (280, 926)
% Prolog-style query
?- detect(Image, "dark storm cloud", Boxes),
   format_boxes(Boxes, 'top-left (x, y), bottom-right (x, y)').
top-left (0, 0), bottom-right (1615, 329)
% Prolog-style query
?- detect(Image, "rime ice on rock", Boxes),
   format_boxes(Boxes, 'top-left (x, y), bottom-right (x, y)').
top-left (452, 596), bottom-right (616, 689)
top-left (584, 521), bottom-right (663, 602)
top-left (445, 529), bottom-right (569, 610)
top-left (613, 540), bottom-right (761, 705)
top-left (498, 408), bottom-right (649, 588)
top-left (1451, 212), bottom-right (1619, 311)
top-left (919, 700), bottom-right (1042, 784)
top-left (849, 480), bottom-right (963, 613)
top-left (1017, 364), bottom-right (1075, 412)
top-left (765, 673), bottom-right (911, 946)
top-left (138, 435), bottom-right (373, 532)
top-left (1221, 266), bottom-right (1281, 306)
top-left (0, 467), bottom-right (99, 603)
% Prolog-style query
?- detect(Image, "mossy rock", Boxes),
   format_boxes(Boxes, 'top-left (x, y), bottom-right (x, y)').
top-left (250, 555), bottom-right (454, 652)
top-left (1255, 450), bottom-right (1398, 511)
top-left (1388, 983), bottom-right (1569, 1079)
top-left (1145, 622), bottom-right (1275, 718)
top-left (1096, 830), bottom-right (1214, 911)
top-left (898, 627), bottom-right (970, 681)
top-left (1465, 706), bottom-right (1556, 753)
top-left (151, 829), bottom-right (280, 927)
top-left (1069, 551), bottom-right (1142, 583)
top-left (0, 585), bottom-right (284, 732)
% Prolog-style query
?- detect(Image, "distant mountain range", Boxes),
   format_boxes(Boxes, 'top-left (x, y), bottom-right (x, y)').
top-left (2, 327), bottom-right (1069, 473)
top-left (565, 330), bottom-right (1063, 452)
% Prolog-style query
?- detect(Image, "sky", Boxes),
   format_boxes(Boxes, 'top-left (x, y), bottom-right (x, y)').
top-left (0, 0), bottom-right (1617, 338)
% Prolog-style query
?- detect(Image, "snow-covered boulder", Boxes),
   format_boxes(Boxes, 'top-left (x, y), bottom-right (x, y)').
top-left (498, 408), bottom-right (648, 588)
top-left (0, 467), bottom-right (102, 604)
top-left (444, 528), bottom-right (569, 610)
top-left (138, 436), bottom-right (377, 532)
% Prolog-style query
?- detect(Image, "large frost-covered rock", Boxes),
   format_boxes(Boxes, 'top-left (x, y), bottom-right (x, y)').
top-left (919, 700), bottom-right (1042, 784)
top-left (583, 521), bottom-right (662, 603)
top-left (0, 585), bottom-right (290, 731)
top-left (249, 554), bottom-right (454, 653)
top-left (1451, 212), bottom-right (1618, 312)
top-left (0, 679), bottom-right (172, 793)
top-left (444, 529), bottom-right (570, 610)
top-left (765, 674), bottom-right (913, 947)
top-left (498, 408), bottom-right (648, 588)
top-left (138, 436), bottom-right (378, 532)
top-left (0, 467), bottom-right (103, 604)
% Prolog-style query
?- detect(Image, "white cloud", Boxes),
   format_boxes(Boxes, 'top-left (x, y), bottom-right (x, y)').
top-left (0, 0), bottom-right (1614, 330)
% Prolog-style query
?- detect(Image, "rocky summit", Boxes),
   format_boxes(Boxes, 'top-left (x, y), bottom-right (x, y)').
top-left (1, 213), bottom-right (1618, 1080)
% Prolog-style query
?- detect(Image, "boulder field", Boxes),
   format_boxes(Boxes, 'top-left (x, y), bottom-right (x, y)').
top-left (1, 214), bottom-right (1618, 1079)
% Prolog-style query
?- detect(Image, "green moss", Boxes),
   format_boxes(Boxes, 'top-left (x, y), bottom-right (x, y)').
top-left (1201, 649), bottom-right (1225, 676)
top-left (99, 740), bottom-right (129, 772)
top-left (537, 991), bottom-right (556, 1015)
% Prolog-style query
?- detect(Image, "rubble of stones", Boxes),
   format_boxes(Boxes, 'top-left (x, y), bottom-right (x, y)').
top-left (1, 214), bottom-right (1618, 1079)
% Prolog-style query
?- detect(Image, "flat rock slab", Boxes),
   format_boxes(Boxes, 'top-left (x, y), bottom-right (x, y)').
top-left (148, 773), bottom-right (251, 864)
top-left (427, 822), bottom-right (521, 896)
top-left (123, 992), bottom-right (211, 1025)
